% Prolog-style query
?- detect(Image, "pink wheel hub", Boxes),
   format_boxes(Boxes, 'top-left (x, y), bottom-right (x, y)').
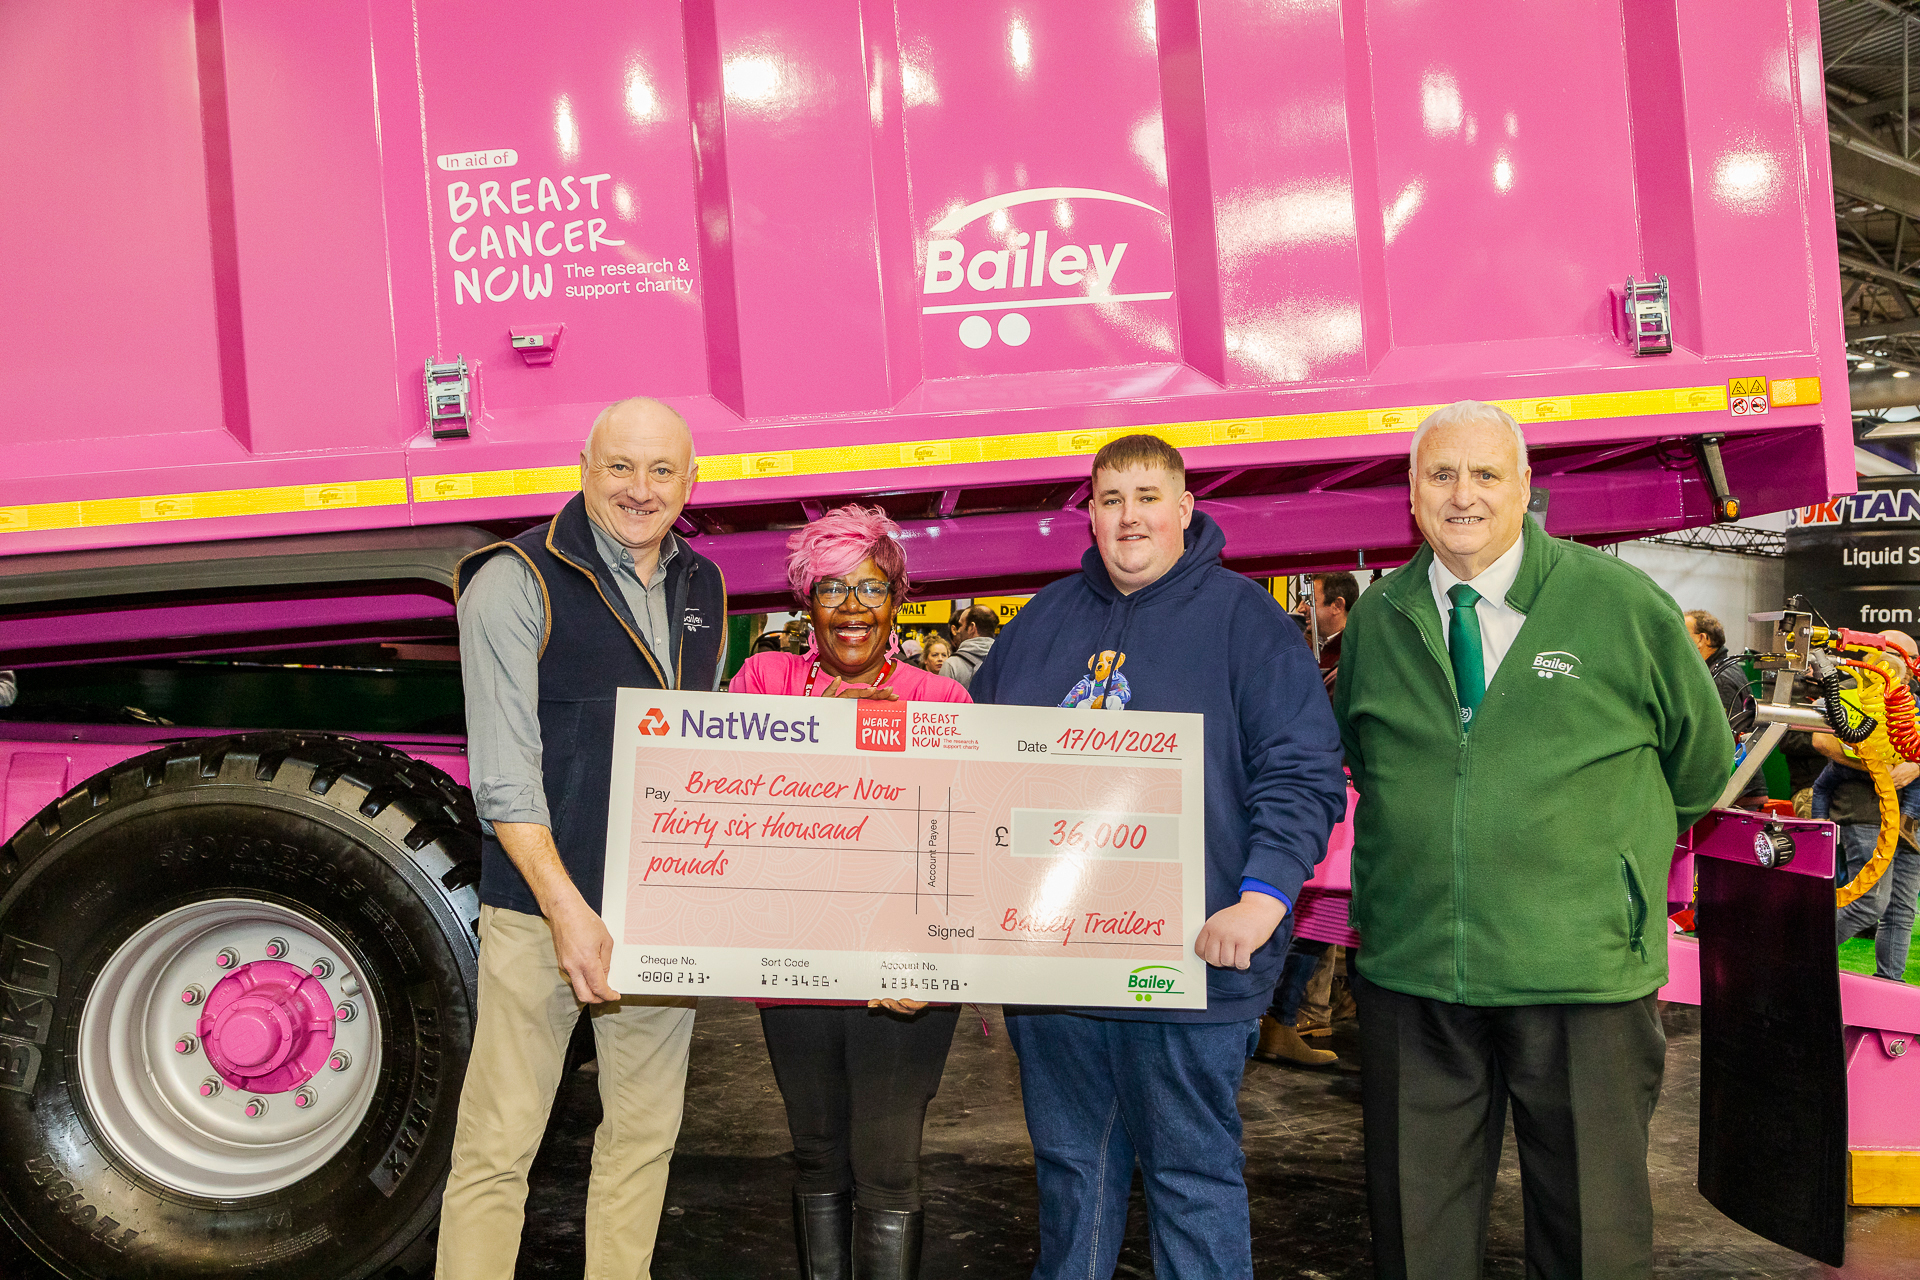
top-left (194, 960), bottom-right (336, 1093)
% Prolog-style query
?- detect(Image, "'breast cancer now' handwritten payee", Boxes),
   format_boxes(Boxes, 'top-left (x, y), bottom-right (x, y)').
top-left (602, 690), bottom-right (1206, 1008)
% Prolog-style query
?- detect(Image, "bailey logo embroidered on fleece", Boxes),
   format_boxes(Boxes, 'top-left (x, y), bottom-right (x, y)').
top-left (1531, 650), bottom-right (1583, 680)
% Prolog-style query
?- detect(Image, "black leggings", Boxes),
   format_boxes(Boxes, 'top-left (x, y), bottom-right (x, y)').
top-left (759, 1004), bottom-right (961, 1212)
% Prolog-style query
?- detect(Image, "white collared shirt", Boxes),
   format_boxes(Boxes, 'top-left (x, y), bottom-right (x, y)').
top-left (1429, 533), bottom-right (1528, 680)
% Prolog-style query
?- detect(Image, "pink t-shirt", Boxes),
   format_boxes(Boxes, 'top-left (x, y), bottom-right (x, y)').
top-left (729, 650), bottom-right (973, 704)
top-left (726, 649), bottom-right (970, 1007)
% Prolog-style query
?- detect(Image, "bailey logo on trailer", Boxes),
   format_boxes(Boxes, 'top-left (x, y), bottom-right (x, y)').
top-left (921, 187), bottom-right (1172, 351)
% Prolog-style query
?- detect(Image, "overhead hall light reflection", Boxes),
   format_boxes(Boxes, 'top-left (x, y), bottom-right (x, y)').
top-left (624, 68), bottom-right (659, 123)
top-left (555, 95), bottom-right (579, 161)
top-left (724, 55), bottom-right (782, 104)
top-left (1009, 17), bottom-right (1032, 73)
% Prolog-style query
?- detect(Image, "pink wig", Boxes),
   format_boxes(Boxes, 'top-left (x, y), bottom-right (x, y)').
top-left (786, 504), bottom-right (911, 604)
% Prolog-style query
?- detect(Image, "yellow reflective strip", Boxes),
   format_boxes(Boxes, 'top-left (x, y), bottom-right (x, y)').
top-left (8, 380), bottom-right (1767, 538)
top-left (414, 383), bottom-right (1735, 496)
top-left (0, 478), bottom-right (406, 536)
top-left (1769, 376), bottom-right (1821, 407)
top-left (413, 464), bottom-right (576, 502)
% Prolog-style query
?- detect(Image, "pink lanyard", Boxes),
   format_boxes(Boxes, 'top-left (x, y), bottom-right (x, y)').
top-left (803, 657), bottom-right (896, 696)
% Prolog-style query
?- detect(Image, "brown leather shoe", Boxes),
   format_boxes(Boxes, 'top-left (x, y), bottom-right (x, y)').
top-left (1331, 978), bottom-right (1358, 1026)
top-left (1254, 1014), bottom-right (1338, 1067)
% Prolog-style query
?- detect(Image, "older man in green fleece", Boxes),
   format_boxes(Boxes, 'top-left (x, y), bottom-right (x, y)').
top-left (1334, 400), bottom-right (1731, 1280)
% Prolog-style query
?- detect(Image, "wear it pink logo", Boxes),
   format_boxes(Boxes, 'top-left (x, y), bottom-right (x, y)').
top-left (638, 709), bottom-right (670, 736)
top-left (856, 700), bottom-right (908, 752)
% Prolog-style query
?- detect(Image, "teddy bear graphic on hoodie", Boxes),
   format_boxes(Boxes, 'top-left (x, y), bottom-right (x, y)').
top-left (1059, 649), bottom-right (1131, 710)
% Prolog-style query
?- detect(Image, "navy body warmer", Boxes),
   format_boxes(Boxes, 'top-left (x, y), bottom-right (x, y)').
top-left (455, 493), bottom-right (728, 916)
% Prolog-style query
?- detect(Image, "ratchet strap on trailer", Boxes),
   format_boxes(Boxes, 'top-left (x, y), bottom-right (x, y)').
top-left (0, 378), bottom-right (1817, 535)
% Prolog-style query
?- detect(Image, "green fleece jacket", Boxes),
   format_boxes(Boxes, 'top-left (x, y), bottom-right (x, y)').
top-left (1334, 518), bottom-right (1731, 1005)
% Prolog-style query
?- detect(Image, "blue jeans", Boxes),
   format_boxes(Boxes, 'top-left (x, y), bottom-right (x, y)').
top-left (1836, 823), bottom-right (1920, 981)
top-left (1003, 1012), bottom-right (1261, 1280)
top-left (1267, 941), bottom-right (1324, 1023)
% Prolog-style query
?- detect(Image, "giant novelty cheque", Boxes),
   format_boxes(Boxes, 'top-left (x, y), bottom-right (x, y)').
top-left (602, 690), bottom-right (1207, 1008)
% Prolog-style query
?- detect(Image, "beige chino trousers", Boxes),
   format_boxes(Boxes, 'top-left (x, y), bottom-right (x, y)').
top-left (437, 905), bottom-right (697, 1280)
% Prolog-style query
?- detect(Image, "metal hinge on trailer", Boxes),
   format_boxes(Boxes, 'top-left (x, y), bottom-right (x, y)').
top-left (1622, 276), bottom-right (1673, 356)
top-left (424, 356), bottom-right (472, 439)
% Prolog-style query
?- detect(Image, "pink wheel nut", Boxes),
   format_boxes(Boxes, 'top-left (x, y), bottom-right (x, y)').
top-left (264, 937), bottom-right (289, 960)
top-left (328, 1051), bottom-right (351, 1072)
top-left (199, 1078), bottom-right (221, 1098)
top-left (214, 948), bottom-right (239, 970)
top-left (243, 1097), bottom-right (267, 1119)
top-left (310, 958), bottom-right (334, 979)
top-left (293, 1087), bottom-right (316, 1109)
top-left (180, 985), bottom-right (205, 1006)
top-left (174, 1034), bottom-right (198, 1055)
top-left (336, 1001), bottom-right (358, 1023)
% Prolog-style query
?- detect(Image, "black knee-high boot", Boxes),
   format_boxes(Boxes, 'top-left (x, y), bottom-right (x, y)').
top-left (793, 1190), bottom-right (851, 1280)
top-left (852, 1205), bottom-right (922, 1280)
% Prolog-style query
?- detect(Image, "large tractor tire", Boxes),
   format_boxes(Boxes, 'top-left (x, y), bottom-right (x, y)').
top-left (0, 732), bottom-right (480, 1279)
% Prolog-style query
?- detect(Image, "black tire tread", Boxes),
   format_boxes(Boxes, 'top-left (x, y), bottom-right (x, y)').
top-left (0, 731), bottom-right (480, 1280)
top-left (5, 733), bottom-right (480, 915)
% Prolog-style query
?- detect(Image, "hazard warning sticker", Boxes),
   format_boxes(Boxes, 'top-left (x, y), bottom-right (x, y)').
top-left (1728, 376), bottom-right (1770, 416)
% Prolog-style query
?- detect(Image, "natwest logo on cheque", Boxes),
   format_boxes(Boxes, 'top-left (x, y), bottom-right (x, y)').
top-left (637, 708), bottom-right (671, 735)
top-left (920, 186), bottom-right (1172, 351)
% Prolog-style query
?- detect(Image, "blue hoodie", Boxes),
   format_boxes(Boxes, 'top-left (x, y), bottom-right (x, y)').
top-left (970, 511), bottom-right (1347, 1022)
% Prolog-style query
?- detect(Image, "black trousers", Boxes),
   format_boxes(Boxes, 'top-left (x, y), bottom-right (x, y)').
top-left (759, 1004), bottom-right (961, 1212)
top-left (1353, 974), bottom-right (1667, 1280)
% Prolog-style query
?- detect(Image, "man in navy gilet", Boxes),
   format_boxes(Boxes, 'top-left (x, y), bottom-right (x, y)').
top-left (439, 397), bottom-right (728, 1280)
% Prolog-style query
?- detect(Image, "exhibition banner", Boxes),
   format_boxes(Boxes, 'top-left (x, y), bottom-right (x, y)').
top-left (602, 690), bottom-right (1206, 1008)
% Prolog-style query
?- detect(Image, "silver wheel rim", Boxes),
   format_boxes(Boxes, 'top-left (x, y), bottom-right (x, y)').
top-left (76, 898), bottom-right (383, 1197)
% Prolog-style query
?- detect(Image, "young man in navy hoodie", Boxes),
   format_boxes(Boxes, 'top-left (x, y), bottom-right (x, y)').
top-left (970, 434), bottom-right (1347, 1280)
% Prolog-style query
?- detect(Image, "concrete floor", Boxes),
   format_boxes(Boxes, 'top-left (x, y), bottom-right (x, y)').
top-left (513, 1000), bottom-right (1920, 1279)
top-left (1, 999), bottom-right (1910, 1278)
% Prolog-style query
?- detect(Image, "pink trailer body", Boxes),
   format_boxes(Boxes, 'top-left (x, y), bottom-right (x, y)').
top-left (1, 0), bottom-right (1848, 638)
top-left (0, 6), bottom-right (1884, 1272)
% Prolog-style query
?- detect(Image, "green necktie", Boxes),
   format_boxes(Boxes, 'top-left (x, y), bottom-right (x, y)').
top-left (1448, 583), bottom-right (1486, 731)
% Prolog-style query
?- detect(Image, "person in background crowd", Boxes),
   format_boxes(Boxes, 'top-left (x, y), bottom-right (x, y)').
top-left (921, 635), bottom-right (952, 676)
top-left (784, 617), bottom-right (812, 654)
top-left (0, 670), bottom-right (14, 709)
top-left (729, 504), bottom-right (969, 1280)
top-left (1335, 400), bottom-right (1730, 1279)
top-left (942, 606), bottom-right (999, 690)
top-left (1685, 609), bottom-right (1752, 721)
top-left (971, 433), bottom-right (1347, 1280)
top-left (899, 635), bottom-right (924, 666)
top-left (1812, 628), bottom-right (1920, 983)
top-left (1259, 571), bottom-right (1361, 1068)
top-left (754, 630), bottom-right (790, 655)
top-left (442, 397), bottom-right (726, 1280)
top-left (1684, 608), bottom-right (1767, 809)
top-left (1302, 572), bottom-right (1358, 693)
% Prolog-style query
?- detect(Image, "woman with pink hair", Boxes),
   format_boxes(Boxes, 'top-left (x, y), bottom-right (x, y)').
top-left (728, 504), bottom-right (966, 1280)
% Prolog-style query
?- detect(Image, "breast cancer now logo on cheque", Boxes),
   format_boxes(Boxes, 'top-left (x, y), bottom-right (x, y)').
top-left (920, 186), bottom-right (1171, 350)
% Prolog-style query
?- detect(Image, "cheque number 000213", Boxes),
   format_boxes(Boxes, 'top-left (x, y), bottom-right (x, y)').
top-left (1055, 727), bottom-right (1178, 755)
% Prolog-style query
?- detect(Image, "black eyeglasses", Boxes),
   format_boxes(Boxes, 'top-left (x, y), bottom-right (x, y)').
top-left (812, 578), bottom-right (893, 607)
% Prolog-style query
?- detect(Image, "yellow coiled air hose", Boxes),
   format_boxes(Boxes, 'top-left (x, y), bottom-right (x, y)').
top-left (1838, 653), bottom-right (1905, 909)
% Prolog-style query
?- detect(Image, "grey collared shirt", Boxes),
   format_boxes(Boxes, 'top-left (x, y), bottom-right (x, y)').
top-left (459, 527), bottom-right (716, 831)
